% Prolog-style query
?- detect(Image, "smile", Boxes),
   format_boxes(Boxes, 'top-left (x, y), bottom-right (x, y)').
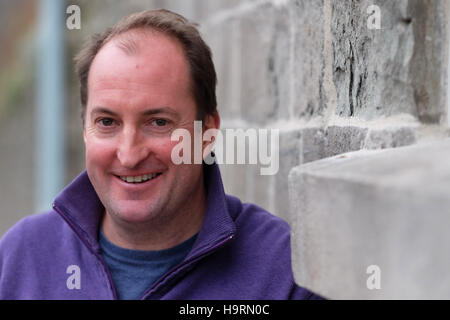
top-left (119, 173), bottom-right (161, 184)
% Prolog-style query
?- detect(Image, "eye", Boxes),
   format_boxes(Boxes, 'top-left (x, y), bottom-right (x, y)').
top-left (144, 118), bottom-right (173, 134)
top-left (98, 118), bottom-right (115, 127)
top-left (152, 119), bottom-right (168, 127)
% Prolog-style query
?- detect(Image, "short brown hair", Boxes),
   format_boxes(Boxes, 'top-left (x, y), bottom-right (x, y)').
top-left (74, 9), bottom-right (217, 122)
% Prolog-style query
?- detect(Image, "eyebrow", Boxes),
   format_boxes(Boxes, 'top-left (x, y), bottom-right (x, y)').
top-left (90, 106), bottom-right (180, 118)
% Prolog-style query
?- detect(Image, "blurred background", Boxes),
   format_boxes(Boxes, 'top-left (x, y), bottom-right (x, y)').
top-left (0, 0), bottom-right (449, 299)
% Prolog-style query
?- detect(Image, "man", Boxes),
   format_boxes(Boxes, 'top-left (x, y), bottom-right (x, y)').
top-left (0, 9), bottom-right (322, 300)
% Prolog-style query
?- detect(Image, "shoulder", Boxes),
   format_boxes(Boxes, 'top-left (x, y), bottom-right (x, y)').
top-left (226, 194), bottom-right (290, 232)
top-left (0, 210), bottom-right (65, 255)
top-left (225, 194), bottom-right (291, 247)
top-left (217, 195), bottom-right (300, 299)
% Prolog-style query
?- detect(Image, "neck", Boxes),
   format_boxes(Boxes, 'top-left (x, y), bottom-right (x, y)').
top-left (101, 183), bottom-right (206, 251)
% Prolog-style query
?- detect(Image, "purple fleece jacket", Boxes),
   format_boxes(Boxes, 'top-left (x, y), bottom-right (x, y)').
top-left (0, 163), bottom-right (322, 299)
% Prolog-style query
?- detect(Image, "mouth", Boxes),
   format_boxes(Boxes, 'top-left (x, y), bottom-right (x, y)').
top-left (116, 173), bottom-right (162, 184)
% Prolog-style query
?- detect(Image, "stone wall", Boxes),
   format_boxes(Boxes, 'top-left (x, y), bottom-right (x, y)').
top-left (189, 0), bottom-right (450, 298)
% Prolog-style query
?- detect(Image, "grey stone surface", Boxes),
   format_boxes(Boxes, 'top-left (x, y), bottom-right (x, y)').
top-left (219, 128), bottom-right (303, 222)
top-left (291, 0), bottom-right (326, 119)
top-left (408, 0), bottom-right (449, 123)
top-left (246, 129), bottom-right (302, 221)
top-left (271, 129), bottom-right (302, 221)
top-left (330, 0), bottom-right (448, 123)
top-left (364, 126), bottom-right (417, 149)
top-left (323, 125), bottom-right (368, 158)
top-left (299, 127), bottom-right (327, 163)
top-left (198, 0), bottom-right (245, 22)
top-left (202, 17), bottom-right (242, 120)
top-left (288, 138), bottom-right (450, 299)
top-left (239, 2), bottom-right (291, 125)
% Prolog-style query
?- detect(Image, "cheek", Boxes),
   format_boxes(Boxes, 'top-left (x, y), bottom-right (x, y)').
top-left (151, 136), bottom-right (183, 159)
top-left (152, 137), bottom-right (201, 179)
top-left (85, 138), bottom-right (117, 168)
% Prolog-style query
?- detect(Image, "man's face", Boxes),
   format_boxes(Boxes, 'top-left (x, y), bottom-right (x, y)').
top-left (84, 31), bottom-right (209, 225)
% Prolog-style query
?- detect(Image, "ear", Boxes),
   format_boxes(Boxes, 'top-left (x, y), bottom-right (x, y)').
top-left (203, 111), bottom-right (220, 132)
top-left (202, 111), bottom-right (220, 159)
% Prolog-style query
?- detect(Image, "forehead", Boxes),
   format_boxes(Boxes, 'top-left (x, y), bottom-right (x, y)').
top-left (88, 29), bottom-right (192, 100)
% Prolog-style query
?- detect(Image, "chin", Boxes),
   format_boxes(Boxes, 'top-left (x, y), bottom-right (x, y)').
top-left (108, 200), bottom-right (161, 223)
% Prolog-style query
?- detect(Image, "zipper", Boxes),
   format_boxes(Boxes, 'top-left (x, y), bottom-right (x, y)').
top-left (52, 203), bottom-right (119, 300)
top-left (140, 233), bottom-right (235, 300)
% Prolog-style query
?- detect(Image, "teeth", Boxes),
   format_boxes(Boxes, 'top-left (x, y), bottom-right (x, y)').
top-left (120, 173), bottom-right (160, 183)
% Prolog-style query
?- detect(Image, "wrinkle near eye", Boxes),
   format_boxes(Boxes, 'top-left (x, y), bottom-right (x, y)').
top-left (85, 123), bottom-right (101, 136)
top-left (177, 118), bottom-right (196, 128)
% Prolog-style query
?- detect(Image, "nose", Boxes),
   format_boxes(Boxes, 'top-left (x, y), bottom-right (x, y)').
top-left (116, 126), bottom-right (150, 169)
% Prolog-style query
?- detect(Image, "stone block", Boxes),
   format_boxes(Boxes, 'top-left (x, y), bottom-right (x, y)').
top-left (364, 126), bottom-right (417, 149)
top-left (323, 125), bottom-right (368, 158)
top-left (271, 129), bottom-right (302, 221)
top-left (330, 0), bottom-right (448, 123)
top-left (250, 129), bottom-right (302, 221)
top-left (218, 127), bottom-right (302, 222)
top-left (299, 127), bottom-right (326, 163)
top-left (288, 138), bottom-right (450, 299)
top-left (291, 0), bottom-right (327, 119)
top-left (199, 0), bottom-right (245, 22)
top-left (239, 2), bottom-right (291, 125)
top-left (202, 17), bottom-right (242, 120)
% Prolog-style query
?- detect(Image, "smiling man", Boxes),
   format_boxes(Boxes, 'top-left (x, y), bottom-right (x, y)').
top-left (84, 29), bottom-right (211, 253)
top-left (0, 9), bottom-right (322, 300)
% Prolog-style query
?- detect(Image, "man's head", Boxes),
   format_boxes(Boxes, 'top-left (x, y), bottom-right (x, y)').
top-left (75, 9), bottom-right (217, 123)
top-left (75, 10), bottom-right (220, 239)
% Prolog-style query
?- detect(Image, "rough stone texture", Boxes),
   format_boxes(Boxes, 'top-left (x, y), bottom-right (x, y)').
top-left (332, 0), bottom-right (413, 119)
top-left (364, 126), bottom-right (417, 149)
top-left (323, 125), bottom-right (368, 157)
top-left (299, 125), bottom-right (418, 163)
top-left (331, 0), bottom-right (448, 123)
top-left (219, 123), bottom-right (407, 222)
top-left (289, 139), bottom-right (450, 299)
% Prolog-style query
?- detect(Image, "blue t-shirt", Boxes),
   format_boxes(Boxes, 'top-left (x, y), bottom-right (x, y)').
top-left (99, 230), bottom-right (197, 300)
